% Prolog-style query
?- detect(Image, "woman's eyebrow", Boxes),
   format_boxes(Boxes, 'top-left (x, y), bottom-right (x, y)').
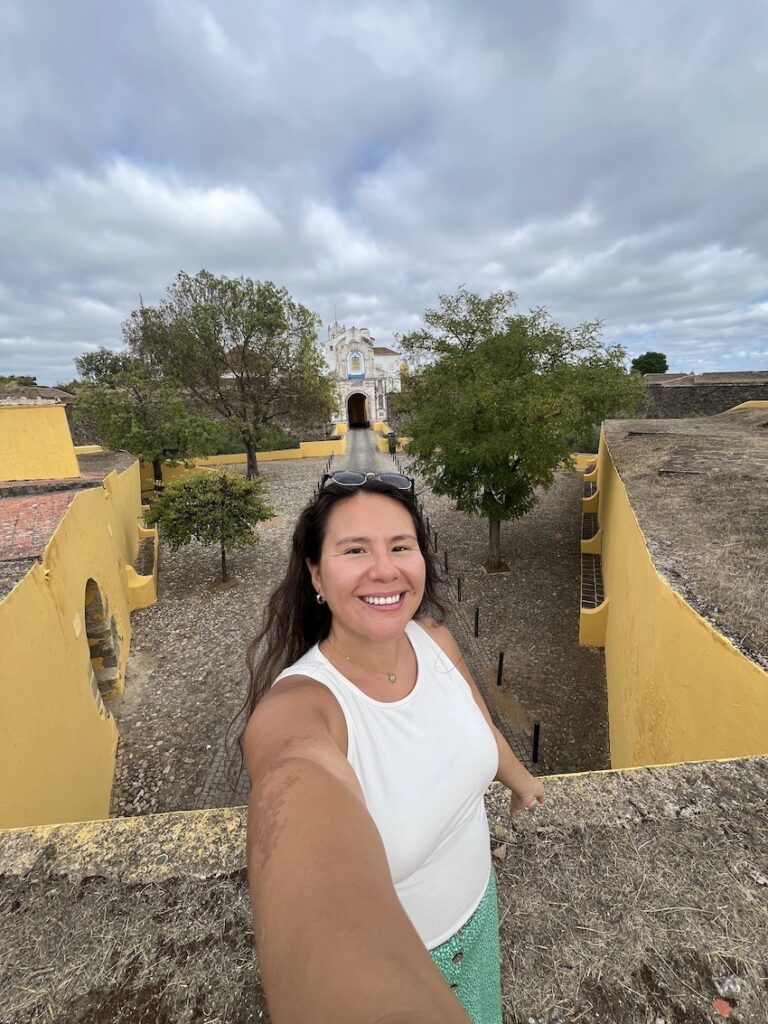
top-left (333, 533), bottom-right (418, 546)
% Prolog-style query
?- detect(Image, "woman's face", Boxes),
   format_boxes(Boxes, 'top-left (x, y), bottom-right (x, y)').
top-left (308, 491), bottom-right (426, 644)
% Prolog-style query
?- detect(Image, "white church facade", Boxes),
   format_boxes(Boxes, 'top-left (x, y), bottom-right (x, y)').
top-left (322, 322), bottom-right (403, 427)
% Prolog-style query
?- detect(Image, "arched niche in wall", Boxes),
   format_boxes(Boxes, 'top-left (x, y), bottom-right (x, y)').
top-left (84, 578), bottom-right (122, 701)
top-left (347, 350), bottom-right (365, 378)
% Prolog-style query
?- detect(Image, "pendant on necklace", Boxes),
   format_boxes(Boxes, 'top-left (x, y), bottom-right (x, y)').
top-left (388, 673), bottom-right (397, 684)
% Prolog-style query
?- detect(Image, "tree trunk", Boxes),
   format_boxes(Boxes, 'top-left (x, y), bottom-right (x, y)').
top-left (245, 438), bottom-right (259, 479)
top-left (152, 457), bottom-right (163, 489)
top-left (220, 537), bottom-right (228, 582)
top-left (485, 517), bottom-right (506, 572)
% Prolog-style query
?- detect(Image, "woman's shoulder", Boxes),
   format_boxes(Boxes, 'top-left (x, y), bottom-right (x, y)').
top-left (256, 673), bottom-right (349, 756)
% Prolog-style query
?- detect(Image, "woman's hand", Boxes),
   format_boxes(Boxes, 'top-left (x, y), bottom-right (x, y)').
top-left (508, 772), bottom-right (545, 817)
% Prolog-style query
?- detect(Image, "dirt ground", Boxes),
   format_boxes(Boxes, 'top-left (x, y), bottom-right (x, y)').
top-left (109, 454), bottom-right (608, 818)
top-left (419, 468), bottom-right (610, 775)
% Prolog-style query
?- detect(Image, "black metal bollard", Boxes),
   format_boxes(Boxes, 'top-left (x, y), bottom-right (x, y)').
top-left (532, 722), bottom-right (540, 764)
top-left (433, 531), bottom-right (438, 551)
top-left (496, 651), bottom-right (504, 686)
top-left (457, 576), bottom-right (462, 602)
top-left (443, 549), bottom-right (448, 573)
top-left (474, 605), bottom-right (479, 638)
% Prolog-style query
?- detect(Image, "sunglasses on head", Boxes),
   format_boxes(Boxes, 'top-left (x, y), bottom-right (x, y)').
top-left (321, 470), bottom-right (414, 493)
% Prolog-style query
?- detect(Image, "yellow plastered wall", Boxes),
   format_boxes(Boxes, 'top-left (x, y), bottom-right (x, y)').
top-left (570, 452), bottom-right (599, 472)
top-left (139, 437), bottom-right (349, 493)
top-left (0, 460), bottom-right (155, 829)
top-left (597, 431), bottom-right (768, 769)
top-left (376, 435), bottom-right (406, 453)
top-left (298, 438), bottom-right (346, 457)
top-left (0, 405), bottom-right (80, 481)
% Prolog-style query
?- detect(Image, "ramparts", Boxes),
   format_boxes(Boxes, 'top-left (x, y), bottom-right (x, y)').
top-left (580, 404), bottom-right (768, 768)
top-left (1, 758), bottom-right (766, 1023)
top-left (0, 404), bottom-right (158, 830)
top-left (642, 371), bottom-right (768, 418)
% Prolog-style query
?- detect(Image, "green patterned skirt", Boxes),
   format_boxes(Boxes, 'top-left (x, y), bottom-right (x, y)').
top-left (428, 869), bottom-right (502, 1024)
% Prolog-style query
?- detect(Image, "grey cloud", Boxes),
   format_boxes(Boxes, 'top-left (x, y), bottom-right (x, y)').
top-left (1, 0), bottom-right (768, 381)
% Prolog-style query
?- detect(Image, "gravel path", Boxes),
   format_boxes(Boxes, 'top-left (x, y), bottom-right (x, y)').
top-left (110, 434), bottom-right (608, 817)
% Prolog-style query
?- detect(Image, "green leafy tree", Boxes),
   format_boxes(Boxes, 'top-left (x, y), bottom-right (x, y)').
top-left (74, 348), bottom-right (225, 484)
top-left (125, 270), bottom-right (335, 477)
top-left (631, 351), bottom-right (668, 374)
top-left (144, 470), bottom-right (273, 583)
top-left (397, 288), bottom-right (646, 571)
top-left (203, 419), bottom-right (301, 456)
top-left (0, 374), bottom-right (38, 387)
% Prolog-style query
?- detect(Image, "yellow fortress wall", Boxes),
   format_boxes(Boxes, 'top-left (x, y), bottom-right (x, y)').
top-left (0, 459), bottom-right (156, 829)
top-left (0, 404), bottom-right (80, 481)
top-left (138, 435), bottom-right (348, 493)
top-left (596, 431), bottom-right (768, 769)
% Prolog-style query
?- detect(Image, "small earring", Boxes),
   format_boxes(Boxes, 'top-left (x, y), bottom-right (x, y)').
top-left (316, 593), bottom-right (326, 605)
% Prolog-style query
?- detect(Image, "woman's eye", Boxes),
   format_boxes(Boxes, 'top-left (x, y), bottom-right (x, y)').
top-left (345, 547), bottom-right (365, 555)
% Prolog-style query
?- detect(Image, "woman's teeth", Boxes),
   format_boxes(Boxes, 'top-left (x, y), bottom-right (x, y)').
top-left (361, 594), bottom-right (402, 606)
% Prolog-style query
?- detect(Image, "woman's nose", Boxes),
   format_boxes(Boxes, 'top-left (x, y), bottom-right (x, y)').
top-left (369, 549), bottom-right (398, 578)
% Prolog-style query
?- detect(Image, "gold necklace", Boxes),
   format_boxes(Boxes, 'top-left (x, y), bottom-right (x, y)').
top-left (329, 637), bottom-right (400, 684)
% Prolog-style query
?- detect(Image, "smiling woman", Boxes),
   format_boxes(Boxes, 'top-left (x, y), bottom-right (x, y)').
top-left (235, 473), bottom-right (545, 1024)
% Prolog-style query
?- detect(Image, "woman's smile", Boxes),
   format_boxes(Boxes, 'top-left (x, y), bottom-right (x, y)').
top-left (359, 591), bottom-right (406, 610)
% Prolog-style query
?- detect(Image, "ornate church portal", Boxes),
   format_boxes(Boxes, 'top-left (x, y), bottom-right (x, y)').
top-left (324, 322), bottom-right (403, 428)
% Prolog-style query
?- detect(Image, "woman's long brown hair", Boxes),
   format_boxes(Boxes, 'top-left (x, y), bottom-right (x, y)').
top-left (228, 479), bottom-right (445, 788)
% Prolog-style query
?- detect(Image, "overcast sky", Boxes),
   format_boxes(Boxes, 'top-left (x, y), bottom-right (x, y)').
top-left (2, 1), bottom-right (768, 384)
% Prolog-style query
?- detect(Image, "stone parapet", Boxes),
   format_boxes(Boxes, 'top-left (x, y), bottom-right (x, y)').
top-left (1, 758), bottom-right (766, 1023)
top-left (643, 376), bottom-right (768, 418)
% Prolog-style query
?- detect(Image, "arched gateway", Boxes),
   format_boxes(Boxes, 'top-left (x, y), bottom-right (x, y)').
top-left (347, 392), bottom-right (369, 428)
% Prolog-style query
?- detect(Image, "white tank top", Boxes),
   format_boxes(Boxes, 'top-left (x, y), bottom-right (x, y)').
top-left (273, 618), bottom-right (499, 949)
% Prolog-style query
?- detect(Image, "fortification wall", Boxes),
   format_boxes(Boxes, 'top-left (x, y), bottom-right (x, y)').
top-left (596, 430), bottom-right (768, 768)
top-left (138, 435), bottom-right (348, 494)
top-left (0, 404), bottom-right (80, 481)
top-left (2, 758), bottom-right (766, 1023)
top-left (644, 380), bottom-right (768, 418)
top-left (0, 460), bottom-right (155, 829)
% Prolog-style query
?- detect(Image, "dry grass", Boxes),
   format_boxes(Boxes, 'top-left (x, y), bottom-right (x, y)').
top-left (0, 873), bottom-right (265, 1024)
top-left (646, 477), bottom-right (768, 669)
top-left (2, 760), bottom-right (767, 1024)
top-left (613, 425), bottom-right (768, 671)
top-left (484, 773), bottom-right (768, 1024)
top-left (695, 535), bottom-right (768, 661)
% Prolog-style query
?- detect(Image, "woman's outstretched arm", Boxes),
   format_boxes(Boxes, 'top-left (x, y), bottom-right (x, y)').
top-left (245, 682), bottom-right (472, 1024)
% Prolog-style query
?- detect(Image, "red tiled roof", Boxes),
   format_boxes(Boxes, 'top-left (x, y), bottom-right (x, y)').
top-left (373, 347), bottom-right (400, 356)
top-left (0, 491), bottom-right (81, 560)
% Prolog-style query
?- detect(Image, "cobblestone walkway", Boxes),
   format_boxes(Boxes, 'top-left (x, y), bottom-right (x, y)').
top-left (110, 433), bottom-right (606, 817)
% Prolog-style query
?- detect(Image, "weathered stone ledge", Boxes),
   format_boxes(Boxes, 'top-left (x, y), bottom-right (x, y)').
top-left (2, 758), bottom-right (767, 1022)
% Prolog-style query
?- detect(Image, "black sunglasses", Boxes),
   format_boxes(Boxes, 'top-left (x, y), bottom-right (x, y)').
top-left (322, 470), bottom-right (414, 493)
